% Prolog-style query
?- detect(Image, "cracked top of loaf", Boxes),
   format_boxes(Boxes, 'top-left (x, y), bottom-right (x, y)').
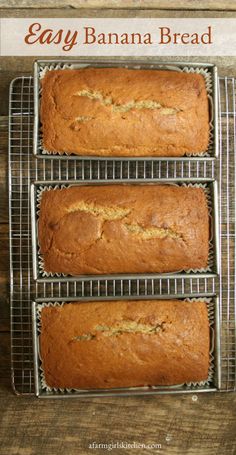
top-left (38, 184), bottom-right (209, 275)
top-left (40, 68), bottom-right (210, 157)
top-left (39, 299), bottom-right (210, 389)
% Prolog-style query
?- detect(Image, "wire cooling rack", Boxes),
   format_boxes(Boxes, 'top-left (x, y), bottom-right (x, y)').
top-left (9, 76), bottom-right (235, 395)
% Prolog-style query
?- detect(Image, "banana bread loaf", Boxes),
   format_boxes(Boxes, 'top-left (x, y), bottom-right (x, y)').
top-left (38, 184), bottom-right (209, 276)
top-left (39, 299), bottom-right (210, 389)
top-left (40, 68), bottom-right (209, 157)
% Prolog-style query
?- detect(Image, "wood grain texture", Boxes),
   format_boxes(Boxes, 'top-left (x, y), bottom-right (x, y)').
top-left (0, 5), bottom-right (236, 454)
top-left (0, 117), bottom-right (8, 222)
top-left (0, 0), bottom-right (236, 10)
top-left (0, 274), bottom-right (9, 332)
top-left (0, 8), bottom-right (236, 17)
top-left (0, 380), bottom-right (235, 455)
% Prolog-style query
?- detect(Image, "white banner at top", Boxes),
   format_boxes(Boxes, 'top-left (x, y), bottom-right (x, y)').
top-left (0, 18), bottom-right (236, 56)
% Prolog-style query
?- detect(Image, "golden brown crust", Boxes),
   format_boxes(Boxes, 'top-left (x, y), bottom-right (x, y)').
top-left (38, 184), bottom-right (209, 276)
top-left (40, 68), bottom-right (209, 157)
top-left (40, 299), bottom-right (210, 389)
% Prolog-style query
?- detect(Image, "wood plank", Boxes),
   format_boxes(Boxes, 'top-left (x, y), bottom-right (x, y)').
top-left (0, 333), bottom-right (10, 378)
top-left (0, 224), bottom-right (10, 334)
top-left (0, 376), bottom-right (235, 455)
top-left (0, 224), bottom-right (9, 270)
top-left (0, 0), bottom-right (236, 10)
top-left (0, 274), bottom-right (9, 332)
top-left (0, 118), bottom-right (8, 223)
top-left (0, 8), bottom-right (236, 18)
top-left (0, 224), bottom-right (9, 332)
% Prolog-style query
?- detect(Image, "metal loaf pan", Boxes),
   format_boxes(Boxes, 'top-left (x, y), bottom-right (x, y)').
top-left (31, 178), bottom-right (220, 282)
top-left (32, 295), bottom-right (221, 398)
top-left (33, 59), bottom-right (218, 159)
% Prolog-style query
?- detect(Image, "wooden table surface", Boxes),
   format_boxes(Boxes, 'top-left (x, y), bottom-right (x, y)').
top-left (0, 2), bottom-right (236, 454)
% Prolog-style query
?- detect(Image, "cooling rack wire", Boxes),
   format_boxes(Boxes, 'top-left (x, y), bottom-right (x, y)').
top-left (9, 76), bottom-right (236, 394)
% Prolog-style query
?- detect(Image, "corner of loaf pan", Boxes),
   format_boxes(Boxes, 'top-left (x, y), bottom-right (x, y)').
top-left (31, 179), bottom-right (220, 281)
top-left (32, 296), bottom-right (219, 397)
top-left (33, 60), bottom-right (218, 159)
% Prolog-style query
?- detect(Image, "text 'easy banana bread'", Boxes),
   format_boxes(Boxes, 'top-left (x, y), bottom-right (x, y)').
top-left (40, 68), bottom-right (210, 157)
top-left (39, 300), bottom-right (210, 389)
top-left (38, 184), bottom-right (209, 276)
